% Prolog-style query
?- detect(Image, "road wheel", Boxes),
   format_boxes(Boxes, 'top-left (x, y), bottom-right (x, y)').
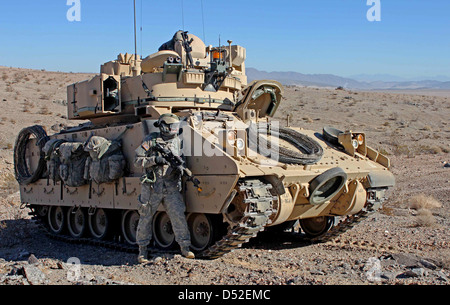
top-left (153, 212), bottom-right (176, 250)
top-left (35, 205), bottom-right (49, 218)
top-left (187, 213), bottom-right (215, 252)
top-left (88, 208), bottom-right (110, 240)
top-left (48, 206), bottom-right (65, 235)
top-left (121, 210), bottom-right (140, 245)
top-left (67, 207), bottom-right (87, 238)
top-left (299, 216), bottom-right (334, 238)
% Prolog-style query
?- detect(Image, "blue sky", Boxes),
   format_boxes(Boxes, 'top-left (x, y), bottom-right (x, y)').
top-left (0, 0), bottom-right (449, 79)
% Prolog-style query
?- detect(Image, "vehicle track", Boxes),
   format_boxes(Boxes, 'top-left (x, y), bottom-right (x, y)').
top-left (29, 179), bottom-right (277, 260)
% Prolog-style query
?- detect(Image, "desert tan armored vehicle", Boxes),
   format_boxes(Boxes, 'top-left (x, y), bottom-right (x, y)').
top-left (14, 31), bottom-right (394, 259)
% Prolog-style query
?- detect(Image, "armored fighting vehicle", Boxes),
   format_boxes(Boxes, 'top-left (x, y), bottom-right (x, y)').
top-left (14, 31), bottom-right (395, 259)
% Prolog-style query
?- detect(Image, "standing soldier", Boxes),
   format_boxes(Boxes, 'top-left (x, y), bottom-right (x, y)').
top-left (134, 114), bottom-right (195, 263)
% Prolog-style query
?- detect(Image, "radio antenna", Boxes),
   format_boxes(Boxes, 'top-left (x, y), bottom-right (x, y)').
top-left (140, 0), bottom-right (143, 57)
top-left (133, 0), bottom-right (138, 61)
top-left (201, 0), bottom-right (206, 43)
top-left (181, 0), bottom-right (185, 30)
top-left (219, 34), bottom-right (222, 61)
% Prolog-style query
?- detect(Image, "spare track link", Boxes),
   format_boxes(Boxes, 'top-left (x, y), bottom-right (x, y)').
top-left (197, 180), bottom-right (276, 259)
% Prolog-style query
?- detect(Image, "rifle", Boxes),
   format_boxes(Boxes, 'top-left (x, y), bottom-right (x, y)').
top-left (153, 142), bottom-right (202, 192)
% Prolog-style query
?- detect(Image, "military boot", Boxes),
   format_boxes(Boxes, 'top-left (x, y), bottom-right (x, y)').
top-left (137, 246), bottom-right (150, 264)
top-left (181, 246), bottom-right (195, 259)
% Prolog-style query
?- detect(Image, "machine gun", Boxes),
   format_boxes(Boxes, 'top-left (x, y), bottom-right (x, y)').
top-left (153, 142), bottom-right (203, 192)
top-left (181, 31), bottom-right (195, 68)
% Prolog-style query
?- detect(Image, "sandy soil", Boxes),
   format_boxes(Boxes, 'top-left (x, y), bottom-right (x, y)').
top-left (0, 67), bottom-right (449, 286)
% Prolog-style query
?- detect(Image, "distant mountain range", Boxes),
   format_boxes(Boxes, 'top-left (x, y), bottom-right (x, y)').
top-left (348, 74), bottom-right (450, 83)
top-left (246, 68), bottom-right (450, 90)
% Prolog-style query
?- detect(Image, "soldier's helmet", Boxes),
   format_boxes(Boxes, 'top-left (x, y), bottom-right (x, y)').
top-left (154, 114), bottom-right (181, 137)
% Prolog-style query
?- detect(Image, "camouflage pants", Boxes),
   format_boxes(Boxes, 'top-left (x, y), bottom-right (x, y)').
top-left (136, 179), bottom-right (191, 248)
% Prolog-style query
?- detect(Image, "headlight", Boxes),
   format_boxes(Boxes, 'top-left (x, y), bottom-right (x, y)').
top-left (337, 132), bottom-right (367, 157)
top-left (219, 129), bottom-right (247, 157)
top-left (351, 134), bottom-right (364, 149)
top-left (356, 134), bottom-right (364, 145)
top-left (236, 138), bottom-right (245, 150)
top-left (227, 130), bottom-right (236, 146)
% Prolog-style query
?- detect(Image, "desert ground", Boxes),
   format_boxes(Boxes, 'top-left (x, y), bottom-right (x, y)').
top-left (0, 66), bottom-right (449, 286)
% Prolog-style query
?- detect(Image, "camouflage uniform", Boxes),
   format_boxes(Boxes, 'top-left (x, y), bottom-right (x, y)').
top-left (134, 133), bottom-right (191, 250)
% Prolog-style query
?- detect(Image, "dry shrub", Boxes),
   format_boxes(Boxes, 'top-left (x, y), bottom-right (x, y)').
top-left (410, 194), bottom-right (442, 210)
top-left (23, 100), bottom-right (34, 108)
top-left (414, 209), bottom-right (436, 227)
top-left (418, 144), bottom-right (443, 155)
top-left (379, 205), bottom-right (394, 216)
top-left (378, 147), bottom-right (389, 155)
top-left (393, 144), bottom-right (413, 157)
top-left (409, 194), bottom-right (442, 227)
top-left (388, 112), bottom-right (399, 121)
top-left (39, 105), bottom-right (51, 115)
top-left (0, 139), bottom-right (12, 150)
top-left (302, 116), bottom-right (313, 123)
top-left (0, 172), bottom-right (19, 194)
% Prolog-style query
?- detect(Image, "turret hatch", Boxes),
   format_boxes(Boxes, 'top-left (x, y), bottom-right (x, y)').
top-left (235, 80), bottom-right (284, 119)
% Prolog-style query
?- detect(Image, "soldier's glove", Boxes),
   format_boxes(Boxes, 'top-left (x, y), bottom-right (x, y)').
top-left (155, 156), bottom-right (169, 165)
